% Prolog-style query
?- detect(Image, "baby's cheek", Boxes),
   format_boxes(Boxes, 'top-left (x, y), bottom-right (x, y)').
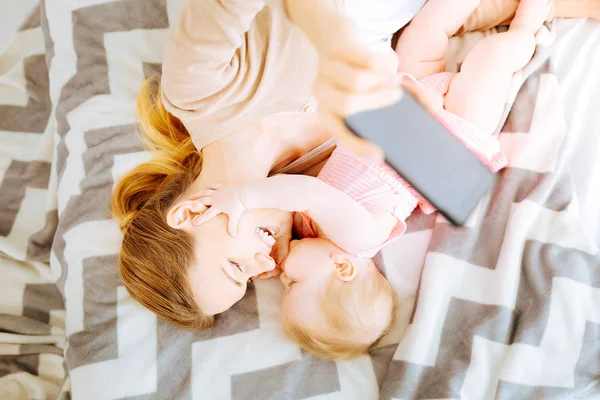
top-left (279, 294), bottom-right (294, 317)
top-left (279, 271), bottom-right (290, 287)
top-left (281, 250), bottom-right (302, 276)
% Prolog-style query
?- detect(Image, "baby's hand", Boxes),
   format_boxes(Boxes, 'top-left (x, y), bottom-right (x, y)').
top-left (190, 184), bottom-right (245, 236)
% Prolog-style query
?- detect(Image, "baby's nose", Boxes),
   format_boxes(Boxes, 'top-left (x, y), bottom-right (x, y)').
top-left (253, 253), bottom-right (275, 274)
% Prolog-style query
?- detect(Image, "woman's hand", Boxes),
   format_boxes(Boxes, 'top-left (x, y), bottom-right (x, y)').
top-left (284, 0), bottom-right (402, 160)
top-left (314, 46), bottom-right (403, 160)
top-left (191, 184), bottom-right (245, 236)
top-left (257, 267), bottom-right (283, 280)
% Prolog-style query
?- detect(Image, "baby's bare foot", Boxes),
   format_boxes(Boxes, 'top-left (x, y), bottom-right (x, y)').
top-left (510, 0), bottom-right (551, 33)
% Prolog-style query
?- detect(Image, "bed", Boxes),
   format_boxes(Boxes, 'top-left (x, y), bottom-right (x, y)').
top-left (1, 1), bottom-right (599, 399)
top-left (0, 6), bottom-right (66, 400)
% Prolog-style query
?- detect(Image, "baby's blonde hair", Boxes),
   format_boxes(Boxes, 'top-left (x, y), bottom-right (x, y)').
top-left (283, 260), bottom-right (395, 360)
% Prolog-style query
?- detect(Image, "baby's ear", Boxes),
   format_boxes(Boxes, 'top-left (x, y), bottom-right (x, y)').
top-left (331, 254), bottom-right (357, 282)
top-left (166, 199), bottom-right (209, 230)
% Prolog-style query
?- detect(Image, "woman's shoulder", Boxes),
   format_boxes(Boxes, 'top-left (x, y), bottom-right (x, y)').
top-left (161, 0), bottom-right (319, 151)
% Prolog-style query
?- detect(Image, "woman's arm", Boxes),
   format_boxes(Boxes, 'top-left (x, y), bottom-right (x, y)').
top-left (161, 0), bottom-right (266, 110)
top-left (283, 0), bottom-right (401, 160)
top-left (240, 175), bottom-right (396, 252)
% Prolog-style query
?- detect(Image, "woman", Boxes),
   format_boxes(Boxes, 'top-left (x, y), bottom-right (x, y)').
top-left (111, 0), bottom-right (576, 330)
top-left (112, 0), bottom-right (419, 329)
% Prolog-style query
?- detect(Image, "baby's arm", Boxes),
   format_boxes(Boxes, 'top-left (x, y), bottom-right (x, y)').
top-left (240, 175), bottom-right (397, 252)
top-left (230, 175), bottom-right (397, 252)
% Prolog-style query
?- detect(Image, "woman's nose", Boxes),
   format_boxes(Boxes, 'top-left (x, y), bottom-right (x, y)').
top-left (279, 271), bottom-right (289, 286)
top-left (252, 253), bottom-right (276, 274)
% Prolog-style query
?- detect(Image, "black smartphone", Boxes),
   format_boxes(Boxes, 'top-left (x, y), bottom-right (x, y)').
top-left (344, 90), bottom-right (496, 226)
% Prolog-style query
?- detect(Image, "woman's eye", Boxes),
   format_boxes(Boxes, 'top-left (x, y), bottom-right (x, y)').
top-left (287, 280), bottom-right (297, 287)
top-left (230, 260), bottom-right (243, 273)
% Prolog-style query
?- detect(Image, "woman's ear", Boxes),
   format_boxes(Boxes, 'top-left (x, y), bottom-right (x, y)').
top-left (331, 254), bottom-right (357, 282)
top-left (166, 200), bottom-right (208, 230)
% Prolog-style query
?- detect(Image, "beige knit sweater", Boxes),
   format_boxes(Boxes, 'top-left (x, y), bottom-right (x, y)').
top-left (161, 0), bottom-right (320, 151)
top-left (160, 0), bottom-right (577, 152)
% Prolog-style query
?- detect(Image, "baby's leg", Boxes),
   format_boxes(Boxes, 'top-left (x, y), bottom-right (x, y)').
top-left (443, 0), bottom-right (550, 134)
top-left (395, 0), bottom-right (482, 79)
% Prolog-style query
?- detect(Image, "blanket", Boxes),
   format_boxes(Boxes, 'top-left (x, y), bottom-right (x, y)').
top-left (378, 20), bottom-right (600, 399)
top-left (0, 6), bottom-right (66, 400)
top-left (3, 0), bottom-right (600, 398)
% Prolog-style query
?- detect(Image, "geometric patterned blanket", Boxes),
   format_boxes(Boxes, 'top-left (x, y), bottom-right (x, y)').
top-left (0, 6), bottom-right (66, 400)
top-left (3, 0), bottom-right (600, 398)
top-left (381, 23), bottom-right (600, 399)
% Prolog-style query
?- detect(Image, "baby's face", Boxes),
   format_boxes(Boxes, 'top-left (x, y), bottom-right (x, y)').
top-left (279, 238), bottom-right (342, 328)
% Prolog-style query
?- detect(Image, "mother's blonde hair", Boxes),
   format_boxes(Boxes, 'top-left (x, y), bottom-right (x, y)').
top-left (112, 77), bottom-right (214, 330)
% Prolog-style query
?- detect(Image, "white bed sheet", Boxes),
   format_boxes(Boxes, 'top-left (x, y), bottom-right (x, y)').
top-left (554, 19), bottom-right (600, 247)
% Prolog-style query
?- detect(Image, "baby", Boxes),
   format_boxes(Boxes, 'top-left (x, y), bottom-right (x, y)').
top-left (193, 0), bottom-right (550, 359)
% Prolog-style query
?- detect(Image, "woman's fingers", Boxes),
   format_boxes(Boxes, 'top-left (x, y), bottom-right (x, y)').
top-left (315, 79), bottom-right (403, 117)
top-left (319, 113), bottom-right (384, 160)
top-left (320, 58), bottom-right (393, 94)
top-left (319, 49), bottom-right (398, 94)
top-left (257, 267), bottom-right (282, 280)
top-left (400, 79), bottom-right (435, 111)
top-left (341, 131), bottom-right (384, 161)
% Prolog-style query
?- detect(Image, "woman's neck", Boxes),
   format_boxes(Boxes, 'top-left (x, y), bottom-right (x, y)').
top-left (191, 113), bottom-right (332, 190)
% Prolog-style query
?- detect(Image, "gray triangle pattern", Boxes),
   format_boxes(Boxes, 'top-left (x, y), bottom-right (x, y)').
top-left (380, 64), bottom-right (600, 400)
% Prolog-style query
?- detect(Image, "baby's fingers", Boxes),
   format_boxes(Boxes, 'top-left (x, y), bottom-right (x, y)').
top-left (189, 184), bottom-right (223, 200)
top-left (226, 209), bottom-right (243, 237)
top-left (193, 206), bottom-right (220, 226)
top-left (190, 190), bottom-right (215, 201)
top-left (196, 197), bottom-right (213, 206)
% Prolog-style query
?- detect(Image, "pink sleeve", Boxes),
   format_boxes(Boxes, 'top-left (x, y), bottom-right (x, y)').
top-left (316, 147), bottom-right (416, 256)
top-left (352, 218), bottom-right (407, 258)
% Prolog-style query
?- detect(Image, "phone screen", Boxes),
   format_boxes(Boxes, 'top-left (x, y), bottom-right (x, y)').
top-left (344, 91), bottom-right (495, 226)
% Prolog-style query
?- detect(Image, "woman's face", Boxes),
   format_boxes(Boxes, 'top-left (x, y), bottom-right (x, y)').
top-left (187, 208), bottom-right (293, 315)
